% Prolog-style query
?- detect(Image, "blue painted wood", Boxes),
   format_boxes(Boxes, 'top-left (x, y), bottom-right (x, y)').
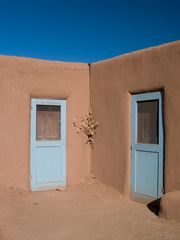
top-left (131, 92), bottom-right (163, 199)
top-left (30, 98), bottom-right (66, 191)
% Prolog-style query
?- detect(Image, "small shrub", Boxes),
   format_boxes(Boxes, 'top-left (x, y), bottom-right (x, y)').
top-left (73, 111), bottom-right (98, 149)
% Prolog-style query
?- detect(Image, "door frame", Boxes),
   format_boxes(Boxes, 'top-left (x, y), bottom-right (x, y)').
top-left (131, 91), bottom-right (164, 200)
top-left (30, 98), bottom-right (66, 191)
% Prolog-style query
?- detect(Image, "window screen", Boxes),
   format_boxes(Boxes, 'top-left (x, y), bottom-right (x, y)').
top-left (137, 100), bottom-right (158, 144)
top-left (36, 105), bottom-right (61, 140)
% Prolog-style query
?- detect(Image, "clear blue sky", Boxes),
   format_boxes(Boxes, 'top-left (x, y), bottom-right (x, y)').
top-left (0, 0), bottom-right (179, 63)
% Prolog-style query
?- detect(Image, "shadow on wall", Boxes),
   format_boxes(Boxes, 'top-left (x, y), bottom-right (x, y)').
top-left (90, 92), bottom-right (130, 194)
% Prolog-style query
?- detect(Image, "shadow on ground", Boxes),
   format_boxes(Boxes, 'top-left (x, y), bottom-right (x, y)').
top-left (147, 198), bottom-right (161, 216)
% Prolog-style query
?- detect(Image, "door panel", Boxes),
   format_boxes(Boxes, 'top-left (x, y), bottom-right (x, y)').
top-left (36, 146), bottom-right (62, 183)
top-left (135, 151), bottom-right (158, 197)
top-left (131, 92), bottom-right (163, 200)
top-left (30, 99), bottom-right (66, 191)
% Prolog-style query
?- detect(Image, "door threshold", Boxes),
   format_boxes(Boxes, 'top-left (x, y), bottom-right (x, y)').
top-left (130, 192), bottom-right (156, 204)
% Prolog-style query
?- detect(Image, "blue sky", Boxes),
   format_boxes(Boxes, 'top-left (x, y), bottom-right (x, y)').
top-left (0, 0), bottom-right (179, 63)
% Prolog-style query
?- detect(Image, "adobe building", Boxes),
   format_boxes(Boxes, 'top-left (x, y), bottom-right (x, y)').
top-left (0, 40), bottom-right (180, 202)
top-left (0, 58), bottom-right (90, 191)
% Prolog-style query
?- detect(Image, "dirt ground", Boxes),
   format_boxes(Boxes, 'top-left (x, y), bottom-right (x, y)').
top-left (0, 179), bottom-right (180, 240)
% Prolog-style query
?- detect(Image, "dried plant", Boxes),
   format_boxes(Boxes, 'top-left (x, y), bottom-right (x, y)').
top-left (73, 111), bottom-right (98, 149)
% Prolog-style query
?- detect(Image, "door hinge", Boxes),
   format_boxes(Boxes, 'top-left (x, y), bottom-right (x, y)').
top-left (161, 187), bottom-right (164, 194)
top-left (29, 174), bottom-right (32, 180)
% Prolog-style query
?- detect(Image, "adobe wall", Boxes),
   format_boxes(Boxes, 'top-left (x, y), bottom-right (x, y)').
top-left (0, 56), bottom-right (90, 190)
top-left (90, 41), bottom-right (180, 195)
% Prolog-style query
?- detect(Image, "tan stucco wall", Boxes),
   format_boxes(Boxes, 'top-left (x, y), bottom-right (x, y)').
top-left (0, 56), bottom-right (90, 190)
top-left (90, 41), bottom-right (180, 195)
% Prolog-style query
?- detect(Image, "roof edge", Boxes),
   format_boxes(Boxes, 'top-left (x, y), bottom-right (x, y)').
top-left (90, 40), bottom-right (180, 65)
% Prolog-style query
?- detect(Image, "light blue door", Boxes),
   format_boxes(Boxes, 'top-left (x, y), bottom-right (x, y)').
top-left (131, 92), bottom-right (163, 200)
top-left (30, 99), bottom-right (66, 191)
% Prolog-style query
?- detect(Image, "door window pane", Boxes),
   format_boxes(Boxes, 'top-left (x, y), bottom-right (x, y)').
top-left (36, 105), bottom-right (61, 140)
top-left (137, 100), bottom-right (158, 144)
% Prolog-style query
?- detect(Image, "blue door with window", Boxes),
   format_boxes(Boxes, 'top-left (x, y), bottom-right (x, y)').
top-left (30, 99), bottom-right (66, 191)
top-left (131, 92), bottom-right (164, 200)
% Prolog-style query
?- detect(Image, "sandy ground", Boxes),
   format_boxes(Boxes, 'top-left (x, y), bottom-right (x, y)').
top-left (0, 179), bottom-right (180, 240)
